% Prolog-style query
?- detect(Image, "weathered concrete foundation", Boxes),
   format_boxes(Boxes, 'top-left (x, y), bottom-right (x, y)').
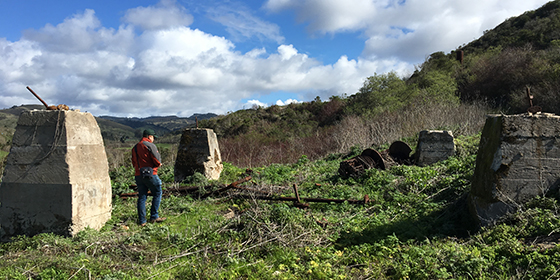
top-left (414, 130), bottom-right (455, 166)
top-left (0, 110), bottom-right (112, 238)
top-left (469, 113), bottom-right (560, 227)
top-left (174, 128), bottom-right (223, 181)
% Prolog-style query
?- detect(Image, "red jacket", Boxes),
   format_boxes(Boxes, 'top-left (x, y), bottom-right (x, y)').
top-left (131, 137), bottom-right (162, 176)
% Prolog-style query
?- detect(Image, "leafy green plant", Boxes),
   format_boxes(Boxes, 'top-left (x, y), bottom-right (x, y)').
top-left (3, 128), bottom-right (560, 279)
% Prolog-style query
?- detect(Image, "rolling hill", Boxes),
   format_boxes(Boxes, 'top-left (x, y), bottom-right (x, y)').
top-left (0, 105), bottom-right (217, 143)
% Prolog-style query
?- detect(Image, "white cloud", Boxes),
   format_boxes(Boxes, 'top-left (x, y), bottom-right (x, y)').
top-left (208, 5), bottom-right (284, 44)
top-left (240, 98), bottom-right (301, 109)
top-left (0, 5), bottom-right (386, 117)
top-left (265, 0), bottom-right (550, 63)
top-left (277, 44), bottom-right (299, 60)
top-left (23, 9), bottom-right (105, 53)
top-left (245, 99), bottom-right (267, 108)
top-left (0, 0), bottom-right (551, 118)
top-left (276, 98), bottom-right (301, 106)
top-left (123, 0), bottom-right (193, 31)
top-left (264, 0), bottom-right (376, 33)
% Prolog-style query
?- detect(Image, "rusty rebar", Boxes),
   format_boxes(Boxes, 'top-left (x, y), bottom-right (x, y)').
top-left (233, 194), bottom-right (371, 205)
top-left (26, 86), bottom-right (49, 109)
top-left (122, 176), bottom-right (252, 199)
top-left (121, 176), bottom-right (371, 206)
top-left (456, 50), bottom-right (464, 64)
top-left (527, 86), bottom-right (533, 107)
top-left (526, 86), bottom-right (542, 114)
top-left (201, 176), bottom-right (252, 198)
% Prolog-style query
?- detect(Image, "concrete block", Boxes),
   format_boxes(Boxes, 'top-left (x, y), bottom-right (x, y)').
top-left (174, 128), bottom-right (223, 181)
top-left (0, 110), bottom-right (112, 238)
top-left (415, 130), bottom-right (455, 166)
top-left (469, 113), bottom-right (560, 227)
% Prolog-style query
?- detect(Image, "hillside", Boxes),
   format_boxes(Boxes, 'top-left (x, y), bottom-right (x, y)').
top-left (462, 0), bottom-right (560, 53)
top-left (98, 115), bottom-right (199, 132)
top-left (418, 0), bottom-right (560, 111)
top-left (97, 113), bottom-right (217, 142)
top-left (0, 105), bottom-right (217, 144)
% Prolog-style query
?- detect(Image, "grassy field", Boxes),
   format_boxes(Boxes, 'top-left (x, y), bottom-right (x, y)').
top-left (1, 133), bottom-right (559, 279)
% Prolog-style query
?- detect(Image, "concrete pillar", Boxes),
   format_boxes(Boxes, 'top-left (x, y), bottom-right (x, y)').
top-left (0, 110), bottom-right (112, 237)
top-left (415, 130), bottom-right (455, 166)
top-left (175, 128), bottom-right (223, 181)
top-left (469, 113), bottom-right (560, 227)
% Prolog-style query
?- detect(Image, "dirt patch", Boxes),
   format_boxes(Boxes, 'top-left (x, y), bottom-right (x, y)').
top-left (524, 233), bottom-right (560, 250)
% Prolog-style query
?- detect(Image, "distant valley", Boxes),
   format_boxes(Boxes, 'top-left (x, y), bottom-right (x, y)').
top-left (0, 104), bottom-right (218, 143)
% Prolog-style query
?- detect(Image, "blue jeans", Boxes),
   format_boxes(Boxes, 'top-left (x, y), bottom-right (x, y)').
top-left (135, 174), bottom-right (162, 224)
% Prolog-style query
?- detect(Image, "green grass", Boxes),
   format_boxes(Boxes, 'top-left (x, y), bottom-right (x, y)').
top-left (1, 133), bottom-right (560, 279)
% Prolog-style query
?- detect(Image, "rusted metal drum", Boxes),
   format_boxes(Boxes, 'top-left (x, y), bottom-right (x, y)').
top-left (338, 142), bottom-right (414, 178)
top-left (338, 148), bottom-right (387, 178)
top-left (388, 141), bottom-right (413, 164)
top-left (361, 148), bottom-right (386, 170)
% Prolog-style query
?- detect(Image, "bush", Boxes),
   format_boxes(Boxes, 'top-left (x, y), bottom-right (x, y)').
top-left (458, 46), bottom-right (560, 114)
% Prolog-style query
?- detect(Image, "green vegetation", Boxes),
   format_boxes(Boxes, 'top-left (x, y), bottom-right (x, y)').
top-left (1, 134), bottom-right (560, 279)
top-left (194, 0), bottom-right (560, 168)
top-left (463, 0), bottom-right (560, 52)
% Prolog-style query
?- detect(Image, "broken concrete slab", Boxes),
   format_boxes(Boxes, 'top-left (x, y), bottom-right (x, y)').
top-left (0, 110), bottom-right (112, 238)
top-left (468, 113), bottom-right (560, 227)
top-left (174, 128), bottom-right (223, 181)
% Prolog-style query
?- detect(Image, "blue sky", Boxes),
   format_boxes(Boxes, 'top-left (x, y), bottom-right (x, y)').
top-left (0, 0), bottom-right (551, 117)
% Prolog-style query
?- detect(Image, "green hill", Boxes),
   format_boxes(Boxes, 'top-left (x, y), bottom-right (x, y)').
top-left (97, 113), bottom-right (217, 142)
top-left (0, 105), bottom-right (217, 144)
top-left (194, 0), bottom-right (560, 167)
top-left (414, 0), bottom-right (560, 111)
top-left (463, 0), bottom-right (560, 53)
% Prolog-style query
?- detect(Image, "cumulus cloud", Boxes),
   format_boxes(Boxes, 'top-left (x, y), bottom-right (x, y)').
top-left (0, 1), bottom-right (387, 117)
top-left (265, 0), bottom-right (550, 63)
top-left (265, 0), bottom-right (376, 33)
top-left (0, 0), bottom-right (550, 118)
top-left (22, 9), bottom-right (123, 53)
top-left (360, 0), bottom-right (546, 62)
top-left (245, 99), bottom-right (267, 108)
top-left (241, 98), bottom-right (301, 109)
top-left (276, 99), bottom-right (301, 106)
top-left (123, 0), bottom-right (193, 30)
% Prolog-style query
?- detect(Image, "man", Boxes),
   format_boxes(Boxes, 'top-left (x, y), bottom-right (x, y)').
top-left (131, 129), bottom-right (166, 226)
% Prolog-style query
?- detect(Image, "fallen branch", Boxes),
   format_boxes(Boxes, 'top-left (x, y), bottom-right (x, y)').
top-left (233, 194), bottom-right (370, 205)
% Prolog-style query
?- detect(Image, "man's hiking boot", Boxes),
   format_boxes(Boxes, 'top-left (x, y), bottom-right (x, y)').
top-left (150, 217), bottom-right (167, 223)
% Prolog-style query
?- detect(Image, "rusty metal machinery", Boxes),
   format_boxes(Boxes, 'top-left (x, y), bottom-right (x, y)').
top-left (338, 141), bottom-right (414, 178)
top-left (388, 141), bottom-right (414, 164)
top-left (121, 176), bottom-right (371, 207)
top-left (26, 86), bottom-right (69, 111)
top-left (526, 86), bottom-right (542, 114)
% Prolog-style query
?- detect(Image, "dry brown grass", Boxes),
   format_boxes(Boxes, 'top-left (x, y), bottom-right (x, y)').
top-left (220, 101), bottom-right (490, 168)
top-left (331, 101), bottom-right (490, 153)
